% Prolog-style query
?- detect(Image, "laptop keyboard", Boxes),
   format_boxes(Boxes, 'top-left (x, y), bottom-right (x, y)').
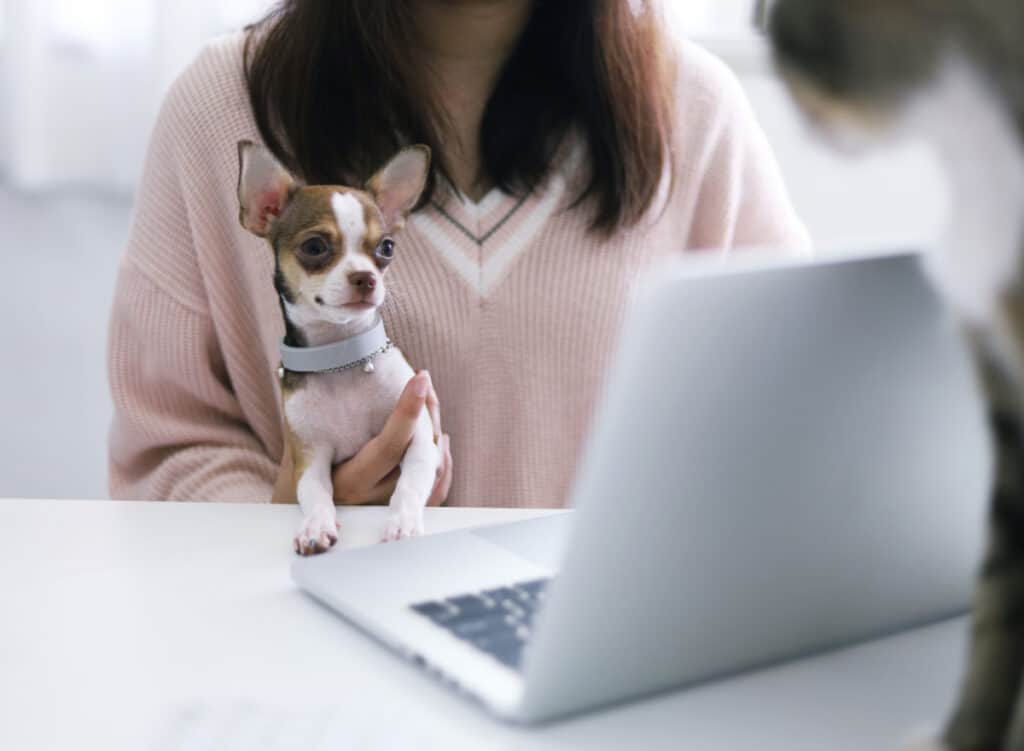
top-left (410, 577), bottom-right (551, 671)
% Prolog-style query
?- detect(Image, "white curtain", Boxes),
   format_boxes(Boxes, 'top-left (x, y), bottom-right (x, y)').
top-left (0, 0), bottom-right (272, 191)
top-left (0, 0), bottom-right (758, 193)
top-left (663, 0), bottom-right (763, 37)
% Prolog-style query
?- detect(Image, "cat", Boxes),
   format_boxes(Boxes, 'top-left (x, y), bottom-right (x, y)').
top-left (769, 2), bottom-right (1024, 749)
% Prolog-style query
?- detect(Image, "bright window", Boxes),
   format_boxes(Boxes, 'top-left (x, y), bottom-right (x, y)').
top-left (218, 0), bottom-right (275, 31)
top-left (662, 0), bottom-right (766, 37)
top-left (44, 0), bottom-right (274, 58)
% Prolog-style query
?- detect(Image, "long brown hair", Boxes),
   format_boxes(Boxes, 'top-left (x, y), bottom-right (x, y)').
top-left (245, 0), bottom-right (676, 233)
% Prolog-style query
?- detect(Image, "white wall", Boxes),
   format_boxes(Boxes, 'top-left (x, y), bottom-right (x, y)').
top-left (745, 78), bottom-right (948, 255)
top-left (715, 38), bottom-right (950, 256)
top-left (0, 0), bottom-right (272, 191)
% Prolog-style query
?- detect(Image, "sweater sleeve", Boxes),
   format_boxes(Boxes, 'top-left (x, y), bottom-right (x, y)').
top-left (682, 47), bottom-right (812, 256)
top-left (106, 54), bottom-right (277, 503)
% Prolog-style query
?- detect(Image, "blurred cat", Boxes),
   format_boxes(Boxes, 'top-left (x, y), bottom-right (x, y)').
top-left (770, 2), bottom-right (1024, 749)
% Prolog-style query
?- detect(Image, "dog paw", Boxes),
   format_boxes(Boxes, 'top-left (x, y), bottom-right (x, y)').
top-left (382, 506), bottom-right (424, 542)
top-left (295, 508), bottom-right (340, 556)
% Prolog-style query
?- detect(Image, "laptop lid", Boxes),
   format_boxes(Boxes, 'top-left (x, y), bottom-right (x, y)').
top-left (517, 252), bottom-right (990, 722)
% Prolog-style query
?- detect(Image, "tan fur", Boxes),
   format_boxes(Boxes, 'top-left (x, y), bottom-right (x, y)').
top-left (272, 187), bottom-right (388, 292)
top-left (272, 408), bottom-right (312, 506)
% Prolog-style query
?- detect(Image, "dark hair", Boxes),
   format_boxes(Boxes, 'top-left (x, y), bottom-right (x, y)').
top-left (245, 0), bottom-right (677, 233)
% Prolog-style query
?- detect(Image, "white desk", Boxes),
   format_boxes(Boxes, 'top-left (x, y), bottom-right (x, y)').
top-left (1, 499), bottom-right (965, 750)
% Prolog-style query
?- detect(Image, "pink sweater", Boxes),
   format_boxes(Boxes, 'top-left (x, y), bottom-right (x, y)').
top-left (107, 32), bottom-right (810, 507)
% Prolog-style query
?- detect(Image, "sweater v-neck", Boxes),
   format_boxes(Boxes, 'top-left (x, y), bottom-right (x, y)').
top-left (410, 146), bottom-right (583, 297)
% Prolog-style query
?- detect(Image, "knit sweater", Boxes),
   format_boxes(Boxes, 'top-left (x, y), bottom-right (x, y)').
top-left (107, 32), bottom-right (811, 507)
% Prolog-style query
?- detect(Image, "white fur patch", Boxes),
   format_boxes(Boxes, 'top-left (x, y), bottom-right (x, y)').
top-left (331, 192), bottom-right (367, 258)
top-left (900, 57), bottom-right (1024, 324)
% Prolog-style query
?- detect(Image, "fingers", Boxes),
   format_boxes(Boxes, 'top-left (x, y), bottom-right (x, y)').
top-left (426, 380), bottom-right (442, 441)
top-left (427, 434), bottom-right (453, 507)
top-left (338, 372), bottom-right (431, 487)
top-left (342, 434), bottom-right (450, 507)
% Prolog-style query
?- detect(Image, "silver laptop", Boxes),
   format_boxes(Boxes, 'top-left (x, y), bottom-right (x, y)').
top-left (292, 252), bottom-right (990, 724)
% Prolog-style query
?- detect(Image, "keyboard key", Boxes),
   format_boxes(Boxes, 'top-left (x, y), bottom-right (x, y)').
top-left (445, 594), bottom-right (497, 618)
top-left (495, 649), bottom-right (524, 670)
top-left (517, 579), bottom-right (549, 597)
top-left (454, 613), bottom-right (516, 639)
top-left (411, 601), bottom-right (454, 623)
top-left (472, 635), bottom-right (525, 669)
top-left (499, 598), bottom-right (526, 616)
top-left (482, 586), bottom-right (519, 602)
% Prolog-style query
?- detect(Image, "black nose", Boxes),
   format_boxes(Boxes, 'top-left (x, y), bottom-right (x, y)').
top-left (348, 272), bottom-right (377, 291)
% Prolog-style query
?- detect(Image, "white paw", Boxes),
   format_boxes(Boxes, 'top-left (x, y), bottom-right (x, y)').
top-left (295, 507), bottom-right (340, 556)
top-left (382, 506), bottom-right (424, 542)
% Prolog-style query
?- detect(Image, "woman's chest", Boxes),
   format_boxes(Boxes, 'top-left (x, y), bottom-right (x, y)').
top-left (379, 192), bottom-right (682, 371)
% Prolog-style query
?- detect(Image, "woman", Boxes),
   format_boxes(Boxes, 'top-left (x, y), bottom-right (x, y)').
top-left (107, 0), bottom-right (810, 508)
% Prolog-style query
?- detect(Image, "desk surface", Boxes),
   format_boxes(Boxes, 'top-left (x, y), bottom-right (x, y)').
top-left (1, 499), bottom-right (963, 750)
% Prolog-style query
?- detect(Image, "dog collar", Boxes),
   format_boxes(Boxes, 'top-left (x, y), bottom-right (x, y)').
top-left (278, 317), bottom-right (392, 376)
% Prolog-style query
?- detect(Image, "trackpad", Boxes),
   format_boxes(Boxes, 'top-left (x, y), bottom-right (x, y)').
top-left (470, 513), bottom-right (573, 570)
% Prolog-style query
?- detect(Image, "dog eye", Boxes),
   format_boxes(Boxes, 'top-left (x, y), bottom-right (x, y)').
top-left (375, 238), bottom-right (395, 268)
top-left (300, 237), bottom-right (329, 257)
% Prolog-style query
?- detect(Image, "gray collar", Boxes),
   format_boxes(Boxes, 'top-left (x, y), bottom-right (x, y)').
top-left (279, 317), bottom-right (392, 375)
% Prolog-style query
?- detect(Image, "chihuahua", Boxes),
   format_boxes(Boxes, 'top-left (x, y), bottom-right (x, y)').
top-left (238, 141), bottom-right (440, 555)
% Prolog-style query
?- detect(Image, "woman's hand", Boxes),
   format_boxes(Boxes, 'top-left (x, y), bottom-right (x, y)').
top-left (332, 371), bottom-right (453, 506)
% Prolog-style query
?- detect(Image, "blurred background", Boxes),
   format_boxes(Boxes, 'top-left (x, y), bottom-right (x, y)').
top-left (0, 0), bottom-right (948, 500)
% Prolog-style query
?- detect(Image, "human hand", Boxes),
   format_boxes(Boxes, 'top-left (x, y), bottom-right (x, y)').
top-left (333, 371), bottom-right (453, 506)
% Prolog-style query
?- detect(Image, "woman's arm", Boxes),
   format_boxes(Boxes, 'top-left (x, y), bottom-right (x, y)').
top-left (108, 264), bottom-right (279, 501)
top-left (107, 56), bottom-right (277, 502)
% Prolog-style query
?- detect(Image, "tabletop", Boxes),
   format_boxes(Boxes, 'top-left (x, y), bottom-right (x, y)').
top-left (0, 498), bottom-right (965, 750)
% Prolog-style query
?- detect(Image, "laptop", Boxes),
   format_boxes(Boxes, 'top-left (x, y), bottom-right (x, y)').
top-left (292, 252), bottom-right (990, 724)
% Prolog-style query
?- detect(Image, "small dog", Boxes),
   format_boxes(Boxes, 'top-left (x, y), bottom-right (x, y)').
top-left (770, 2), bottom-right (1024, 749)
top-left (238, 141), bottom-right (440, 555)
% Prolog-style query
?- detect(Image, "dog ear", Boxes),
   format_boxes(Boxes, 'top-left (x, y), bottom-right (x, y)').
top-left (237, 140), bottom-right (296, 238)
top-left (366, 145), bottom-right (432, 231)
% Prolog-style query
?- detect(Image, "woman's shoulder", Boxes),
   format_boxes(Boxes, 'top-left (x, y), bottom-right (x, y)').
top-left (156, 31), bottom-right (254, 151)
top-left (671, 37), bottom-right (752, 133)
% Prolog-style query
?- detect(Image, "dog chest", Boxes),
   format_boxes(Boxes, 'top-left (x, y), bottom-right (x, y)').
top-left (283, 348), bottom-right (415, 463)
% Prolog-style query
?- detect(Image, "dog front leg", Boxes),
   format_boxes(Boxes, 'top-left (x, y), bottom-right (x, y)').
top-left (294, 444), bottom-right (339, 556)
top-left (383, 413), bottom-right (440, 541)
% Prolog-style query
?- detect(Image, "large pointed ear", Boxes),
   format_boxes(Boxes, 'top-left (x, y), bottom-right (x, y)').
top-left (237, 140), bottom-right (297, 238)
top-left (365, 145), bottom-right (431, 231)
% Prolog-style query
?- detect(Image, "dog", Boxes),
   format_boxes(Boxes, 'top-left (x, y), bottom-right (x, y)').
top-left (770, 2), bottom-right (1024, 749)
top-left (238, 141), bottom-right (440, 556)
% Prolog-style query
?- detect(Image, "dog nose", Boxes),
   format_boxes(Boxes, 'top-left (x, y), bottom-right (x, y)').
top-left (348, 272), bottom-right (377, 291)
